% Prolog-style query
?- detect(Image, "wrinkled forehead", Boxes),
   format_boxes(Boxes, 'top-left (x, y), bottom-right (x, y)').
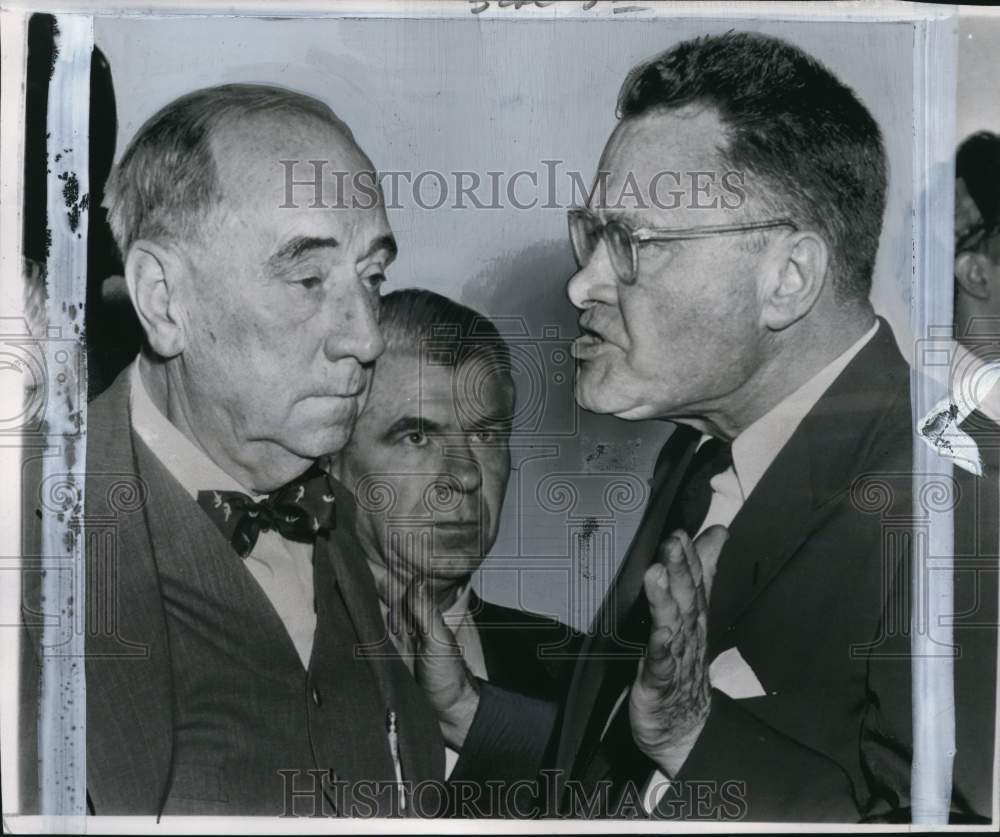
top-left (210, 112), bottom-right (382, 214)
top-left (593, 106), bottom-right (743, 223)
top-left (370, 347), bottom-right (514, 414)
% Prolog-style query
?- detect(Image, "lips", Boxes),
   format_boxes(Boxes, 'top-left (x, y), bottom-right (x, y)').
top-left (571, 322), bottom-right (611, 360)
top-left (339, 381), bottom-right (366, 398)
top-left (323, 373), bottom-right (367, 399)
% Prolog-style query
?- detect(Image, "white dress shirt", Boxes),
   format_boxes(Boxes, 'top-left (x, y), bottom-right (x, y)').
top-left (129, 359), bottom-right (317, 669)
top-left (377, 578), bottom-right (487, 777)
top-left (632, 322), bottom-right (879, 813)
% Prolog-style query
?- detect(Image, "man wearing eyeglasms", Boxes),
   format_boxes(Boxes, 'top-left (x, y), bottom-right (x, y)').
top-left (405, 31), bottom-right (998, 822)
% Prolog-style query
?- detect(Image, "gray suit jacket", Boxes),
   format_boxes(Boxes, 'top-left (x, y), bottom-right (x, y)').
top-left (24, 366), bottom-right (447, 815)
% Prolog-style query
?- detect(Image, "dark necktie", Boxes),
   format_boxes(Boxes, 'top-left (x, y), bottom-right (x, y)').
top-left (592, 437), bottom-right (734, 800)
top-left (616, 437), bottom-right (733, 650)
top-left (196, 464), bottom-right (337, 558)
top-left (675, 437), bottom-right (734, 537)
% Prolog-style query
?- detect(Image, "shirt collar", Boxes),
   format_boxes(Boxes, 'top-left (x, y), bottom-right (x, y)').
top-left (730, 321), bottom-right (879, 501)
top-left (128, 358), bottom-right (259, 500)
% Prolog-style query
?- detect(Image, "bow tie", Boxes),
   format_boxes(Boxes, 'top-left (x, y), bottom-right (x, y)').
top-left (196, 464), bottom-right (337, 558)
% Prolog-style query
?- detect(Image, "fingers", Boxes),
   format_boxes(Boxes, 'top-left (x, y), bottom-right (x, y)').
top-left (368, 560), bottom-right (390, 601)
top-left (641, 530), bottom-right (712, 692)
top-left (399, 577), bottom-right (460, 658)
top-left (645, 533), bottom-right (697, 627)
top-left (368, 561), bottom-right (410, 635)
top-left (395, 578), bottom-right (480, 750)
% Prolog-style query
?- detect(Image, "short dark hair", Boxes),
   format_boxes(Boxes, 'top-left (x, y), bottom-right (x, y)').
top-left (104, 83), bottom-right (350, 257)
top-left (378, 289), bottom-right (514, 424)
top-left (956, 131), bottom-right (1000, 252)
top-left (617, 31), bottom-right (887, 302)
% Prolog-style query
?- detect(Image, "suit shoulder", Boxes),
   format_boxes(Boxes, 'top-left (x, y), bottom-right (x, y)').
top-left (87, 365), bottom-right (134, 460)
top-left (474, 598), bottom-right (580, 643)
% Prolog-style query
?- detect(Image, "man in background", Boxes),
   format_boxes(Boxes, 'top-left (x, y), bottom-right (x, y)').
top-left (921, 131), bottom-right (1000, 476)
top-left (335, 288), bottom-right (578, 789)
top-left (955, 130), bottom-right (1000, 347)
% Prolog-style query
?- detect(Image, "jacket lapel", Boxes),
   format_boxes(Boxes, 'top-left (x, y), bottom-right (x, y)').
top-left (707, 319), bottom-right (910, 655)
top-left (556, 424), bottom-right (700, 776)
top-left (83, 369), bottom-right (175, 814)
top-left (133, 433), bottom-right (306, 683)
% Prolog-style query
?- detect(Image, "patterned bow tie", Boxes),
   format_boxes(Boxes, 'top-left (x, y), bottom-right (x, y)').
top-left (196, 464), bottom-right (337, 558)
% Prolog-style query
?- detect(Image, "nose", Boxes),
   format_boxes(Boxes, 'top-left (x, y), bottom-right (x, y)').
top-left (566, 241), bottom-right (619, 310)
top-left (443, 445), bottom-right (482, 495)
top-left (324, 281), bottom-right (385, 365)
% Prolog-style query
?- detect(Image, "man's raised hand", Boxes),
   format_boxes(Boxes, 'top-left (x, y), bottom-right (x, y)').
top-left (629, 525), bottom-right (728, 777)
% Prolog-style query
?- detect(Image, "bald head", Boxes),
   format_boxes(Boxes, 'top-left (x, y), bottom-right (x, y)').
top-left (104, 83), bottom-right (362, 259)
top-left (208, 109), bottom-right (376, 238)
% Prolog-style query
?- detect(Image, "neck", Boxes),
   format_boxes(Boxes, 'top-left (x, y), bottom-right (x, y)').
top-left (139, 352), bottom-right (310, 492)
top-left (433, 577), bottom-right (468, 613)
top-left (677, 306), bottom-right (877, 441)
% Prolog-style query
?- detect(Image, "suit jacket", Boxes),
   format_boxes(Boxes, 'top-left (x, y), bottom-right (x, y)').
top-left (441, 594), bottom-right (580, 817)
top-left (466, 319), bottom-right (998, 822)
top-left (471, 592), bottom-right (580, 703)
top-left (23, 366), bottom-right (448, 816)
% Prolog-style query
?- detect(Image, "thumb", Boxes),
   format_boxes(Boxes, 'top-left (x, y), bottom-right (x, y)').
top-left (693, 524), bottom-right (729, 567)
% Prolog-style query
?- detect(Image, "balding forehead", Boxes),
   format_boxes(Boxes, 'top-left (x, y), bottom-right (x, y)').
top-left (209, 112), bottom-right (374, 204)
top-left (211, 110), bottom-right (363, 166)
top-left (604, 105), bottom-right (730, 170)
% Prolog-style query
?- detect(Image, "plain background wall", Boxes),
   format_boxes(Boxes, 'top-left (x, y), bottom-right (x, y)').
top-left (959, 11), bottom-right (1000, 141)
top-left (95, 14), bottom-right (917, 629)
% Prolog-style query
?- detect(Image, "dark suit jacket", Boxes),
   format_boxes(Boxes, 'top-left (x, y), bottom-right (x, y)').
top-left (471, 592), bottom-right (580, 703)
top-left (443, 593), bottom-right (580, 817)
top-left (22, 366), bottom-right (448, 816)
top-left (465, 319), bottom-right (998, 822)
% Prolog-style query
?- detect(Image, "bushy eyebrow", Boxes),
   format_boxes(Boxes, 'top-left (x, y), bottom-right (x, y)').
top-left (363, 234), bottom-right (398, 264)
top-left (267, 236), bottom-right (339, 270)
top-left (465, 416), bottom-right (512, 433)
top-left (381, 414), bottom-right (447, 441)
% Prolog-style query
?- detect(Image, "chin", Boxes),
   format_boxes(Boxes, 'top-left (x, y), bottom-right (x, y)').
top-left (575, 376), bottom-right (658, 420)
top-left (427, 552), bottom-right (484, 581)
top-left (613, 403), bottom-right (661, 421)
top-left (432, 528), bottom-right (484, 556)
top-left (282, 423), bottom-right (354, 459)
top-left (575, 379), bottom-right (624, 416)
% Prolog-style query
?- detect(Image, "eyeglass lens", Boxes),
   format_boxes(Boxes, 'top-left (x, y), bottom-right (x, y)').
top-left (569, 212), bottom-right (635, 283)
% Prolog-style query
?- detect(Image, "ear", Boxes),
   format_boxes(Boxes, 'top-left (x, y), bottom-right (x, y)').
top-left (759, 231), bottom-right (830, 331)
top-left (955, 251), bottom-right (993, 302)
top-left (123, 241), bottom-right (188, 358)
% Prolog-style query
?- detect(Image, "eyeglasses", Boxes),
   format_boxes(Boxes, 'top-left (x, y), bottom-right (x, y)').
top-left (567, 207), bottom-right (799, 286)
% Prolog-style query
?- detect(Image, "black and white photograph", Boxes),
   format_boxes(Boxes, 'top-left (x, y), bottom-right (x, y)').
top-left (0, 0), bottom-right (998, 831)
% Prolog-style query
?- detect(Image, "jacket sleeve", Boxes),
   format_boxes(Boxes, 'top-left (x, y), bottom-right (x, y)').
top-left (449, 679), bottom-right (559, 787)
top-left (663, 689), bottom-right (859, 822)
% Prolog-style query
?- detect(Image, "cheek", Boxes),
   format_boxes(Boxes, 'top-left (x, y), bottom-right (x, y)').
top-left (183, 280), bottom-right (255, 360)
top-left (482, 455), bottom-right (511, 509)
top-left (618, 287), bottom-right (694, 371)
